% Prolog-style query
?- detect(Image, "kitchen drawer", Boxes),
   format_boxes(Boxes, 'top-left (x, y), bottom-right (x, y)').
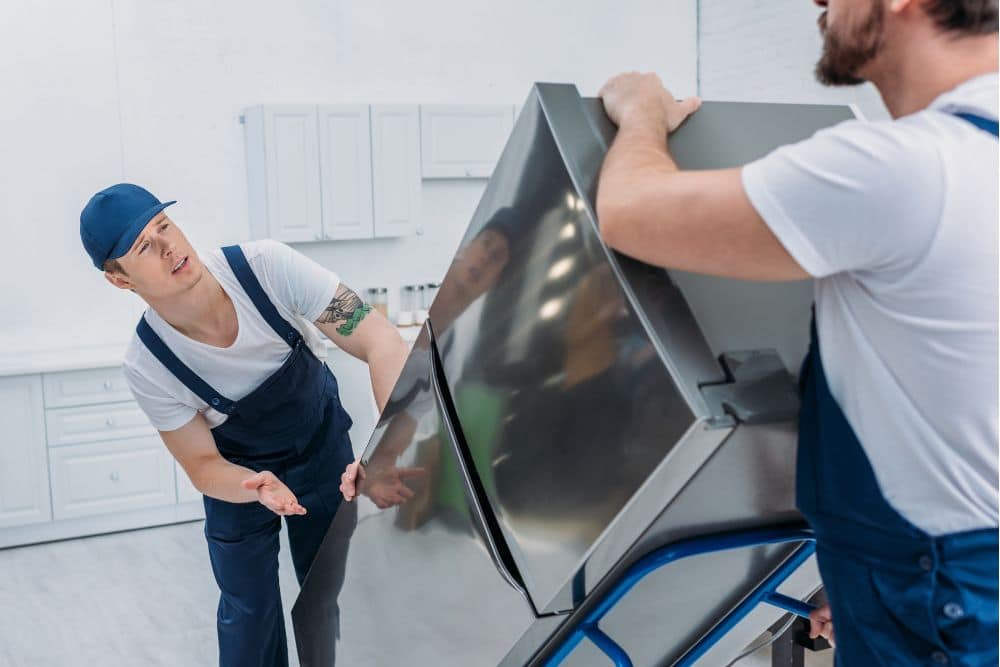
top-left (49, 437), bottom-right (176, 520)
top-left (46, 401), bottom-right (156, 447)
top-left (43, 367), bottom-right (133, 408)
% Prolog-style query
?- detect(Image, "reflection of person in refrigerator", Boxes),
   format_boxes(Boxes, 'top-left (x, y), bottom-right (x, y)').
top-left (340, 208), bottom-right (518, 510)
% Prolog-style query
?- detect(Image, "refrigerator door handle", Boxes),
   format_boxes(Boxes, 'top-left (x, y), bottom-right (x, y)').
top-left (428, 341), bottom-right (533, 605)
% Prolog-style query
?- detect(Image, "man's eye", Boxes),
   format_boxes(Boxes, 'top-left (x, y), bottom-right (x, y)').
top-left (160, 223), bottom-right (169, 231)
top-left (139, 241), bottom-right (150, 253)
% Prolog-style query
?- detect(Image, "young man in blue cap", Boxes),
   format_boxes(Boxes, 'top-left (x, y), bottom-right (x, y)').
top-left (80, 182), bottom-right (409, 667)
top-left (596, 0), bottom-right (997, 665)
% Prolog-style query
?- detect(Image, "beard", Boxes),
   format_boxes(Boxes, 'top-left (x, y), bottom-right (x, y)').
top-left (815, 4), bottom-right (885, 86)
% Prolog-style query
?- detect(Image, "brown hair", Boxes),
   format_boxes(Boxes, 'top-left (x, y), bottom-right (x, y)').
top-left (923, 0), bottom-right (998, 35)
top-left (103, 258), bottom-right (127, 275)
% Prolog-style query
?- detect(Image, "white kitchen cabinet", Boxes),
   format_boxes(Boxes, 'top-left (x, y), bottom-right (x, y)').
top-left (0, 375), bottom-right (51, 529)
top-left (327, 347), bottom-right (379, 458)
top-left (49, 436), bottom-right (176, 520)
top-left (42, 366), bottom-right (133, 408)
top-left (45, 400), bottom-right (156, 447)
top-left (244, 105), bottom-right (324, 243)
top-left (318, 105), bottom-right (375, 240)
top-left (371, 105), bottom-right (422, 238)
top-left (420, 105), bottom-right (514, 178)
top-left (175, 461), bottom-right (202, 504)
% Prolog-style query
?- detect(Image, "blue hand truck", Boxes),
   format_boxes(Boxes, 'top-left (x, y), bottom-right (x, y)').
top-left (544, 524), bottom-right (819, 667)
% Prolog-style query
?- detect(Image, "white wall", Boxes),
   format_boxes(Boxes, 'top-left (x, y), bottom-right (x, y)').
top-left (0, 0), bottom-right (698, 353)
top-left (698, 0), bottom-right (889, 119)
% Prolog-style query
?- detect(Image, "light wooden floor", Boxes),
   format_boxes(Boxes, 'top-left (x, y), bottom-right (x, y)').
top-left (0, 521), bottom-right (832, 667)
top-left (0, 520), bottom-right (301, 667)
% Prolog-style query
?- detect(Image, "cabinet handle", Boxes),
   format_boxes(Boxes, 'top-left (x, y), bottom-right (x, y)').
top-left (110, 472), bottom-right (120, 482)
top-left (315, 233), bottom-right (322, 241)
top-left (103, 380), bottom-right (113, 390)
top-left (465, 168), bottom-right (474, 177)
top-left (106, 417), bottom-right (116, 427)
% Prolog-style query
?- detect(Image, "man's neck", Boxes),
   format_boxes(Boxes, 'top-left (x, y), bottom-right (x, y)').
top-left (147, 267), bottom-right (237, 345)
top-left (867, 28), bottom-right (997, 119)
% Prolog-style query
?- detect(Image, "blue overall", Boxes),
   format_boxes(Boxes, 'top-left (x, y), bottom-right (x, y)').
top-left (799, 113), bottom-right (998, 666)
top-left (136, 245), bottom-right (355, 667)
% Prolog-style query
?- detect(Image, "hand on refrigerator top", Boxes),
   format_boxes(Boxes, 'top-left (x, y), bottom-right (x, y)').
top-left (598, 71), bottom-right (701, 134)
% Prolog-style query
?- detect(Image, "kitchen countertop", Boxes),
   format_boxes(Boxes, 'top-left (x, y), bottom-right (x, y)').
top-left (0, 324), bottom-right (424, 378)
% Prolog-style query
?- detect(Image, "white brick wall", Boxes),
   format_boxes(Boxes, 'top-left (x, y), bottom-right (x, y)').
top-left (698, 0), bottom-right (889, 119)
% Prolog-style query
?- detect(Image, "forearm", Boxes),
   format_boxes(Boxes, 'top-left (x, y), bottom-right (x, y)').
top-left (596, 115), bottom-right (681, 248)
top-left (366, 328), bottom-right (409, 413)
top-left (188, 455), bottom-right (261, 504)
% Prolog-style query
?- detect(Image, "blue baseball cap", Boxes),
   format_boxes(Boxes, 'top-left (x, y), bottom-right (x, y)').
top-left (80, 183), bottom-right (176, 270)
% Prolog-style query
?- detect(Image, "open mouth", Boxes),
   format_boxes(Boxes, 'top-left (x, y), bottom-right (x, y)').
top-left (171, 256), bottom-right (189, 274)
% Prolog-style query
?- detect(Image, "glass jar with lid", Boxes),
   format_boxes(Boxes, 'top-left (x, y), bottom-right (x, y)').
top-left (366, 287), bottom-right (389, 319)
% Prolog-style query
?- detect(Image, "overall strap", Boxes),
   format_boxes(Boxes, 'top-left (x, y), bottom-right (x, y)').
top-left (135, 316), bottom-right (236, 415)
top-left (221, 245), bottom-right (302, 348)
top-left (951, 111), bottom-right (999, 138)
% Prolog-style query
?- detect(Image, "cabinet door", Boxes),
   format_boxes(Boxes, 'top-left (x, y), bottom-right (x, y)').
top-left (263, 106), bottom-right (323, 242)
top-left (49, 437), bottom-right (176, 520)
top-left (371, 105), bottom-right (421, 238)
top-left (318, 105), bottom-right (374, 240)
top-left (0, 375), bottom-right (51, 528)
top-left (420, 105), bottom-right (514, 178)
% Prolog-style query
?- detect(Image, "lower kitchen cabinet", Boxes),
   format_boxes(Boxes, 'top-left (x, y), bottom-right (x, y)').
top-left (0, 375), bottom-right (51, 529)
top-left (326, 347), bottom-right (379, 457)
top-left (48, 437), bottom-right (176, 520)
top-left (175, 461), bottom-right (203, 504)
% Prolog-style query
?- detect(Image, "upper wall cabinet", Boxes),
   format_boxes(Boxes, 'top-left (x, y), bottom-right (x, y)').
top-left (318, 105), bottom-right (375, 240)
top-left (420, 105), bottom-right (515, 179)
top-left (371, 105), bottom-right (422, 238)
top-left (245, 106), bottom-right (323, 243)
top-left (246, 105), bottom-right (402, 242)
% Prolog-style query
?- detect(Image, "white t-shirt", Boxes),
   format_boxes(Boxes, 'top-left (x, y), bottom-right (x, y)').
top-left (742, 73), bottom-right (999, 536)
top-left (123, 240), bottom-right (340, 432)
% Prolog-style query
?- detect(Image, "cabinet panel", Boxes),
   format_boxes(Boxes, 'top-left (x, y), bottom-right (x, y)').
top-left (49, 437), bottom-right (175, 520)
top-left (0, 375), bottom-right (51, 528)
top-left (420, 105), bottom-right (514, 178)
top-left (326, 348), bottom-right (379, 458)
top-left (371, 105), bottom-right (421, 238)
top-left (43, 366), bottom-right (132, 408)
top-left (175, 461), bottom-right (202, 503)
top-left (318, 105), bottom-right (374, 240)
top-left (46, 401), bottom-right (156, 447)
top-left (263, 106), bottom-right (323, 242)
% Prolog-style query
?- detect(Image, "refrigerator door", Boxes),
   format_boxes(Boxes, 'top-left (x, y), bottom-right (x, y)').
top-left (292, 323), bottom-right (548, 666)
top-left (430, 88), bottom-right (711, 615)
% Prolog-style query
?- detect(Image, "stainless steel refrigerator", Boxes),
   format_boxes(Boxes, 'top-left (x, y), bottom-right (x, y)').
top-left (292, 83), bottom-right (856, 666)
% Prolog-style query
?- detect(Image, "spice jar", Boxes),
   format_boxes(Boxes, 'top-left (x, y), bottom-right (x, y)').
top-left (367, 287), bottom-right (389, 319)
top-left (397, 285), bottom-right (416, 326)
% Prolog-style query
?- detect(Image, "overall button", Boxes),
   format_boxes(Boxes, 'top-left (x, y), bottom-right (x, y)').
top-left (211, 397), bottom-right (220, 406)
top-left (918, 554), bottom-right (934, 571)
top-left (931, 650), bottom-right (949, 665)
top-left (942, 602), bottom-right (965, 620)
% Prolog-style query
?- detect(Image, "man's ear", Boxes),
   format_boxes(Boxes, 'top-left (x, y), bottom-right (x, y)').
top-left (888, 0), bottom-right (916, 14)
top-left (104, 271), bottom-right (134, 291)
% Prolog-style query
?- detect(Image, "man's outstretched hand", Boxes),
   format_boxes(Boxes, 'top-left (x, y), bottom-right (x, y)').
top-left (242, 470), bottom-right (307, 516)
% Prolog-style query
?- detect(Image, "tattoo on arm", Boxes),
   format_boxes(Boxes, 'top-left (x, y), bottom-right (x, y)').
top-left (317, 285), bottom-right (371, 336)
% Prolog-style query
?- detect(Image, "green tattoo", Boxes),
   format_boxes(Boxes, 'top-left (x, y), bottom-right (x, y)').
top-left (336, 303), bottom-right (371, 336)
top-left (317, 286), bottom-right (372, 337)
